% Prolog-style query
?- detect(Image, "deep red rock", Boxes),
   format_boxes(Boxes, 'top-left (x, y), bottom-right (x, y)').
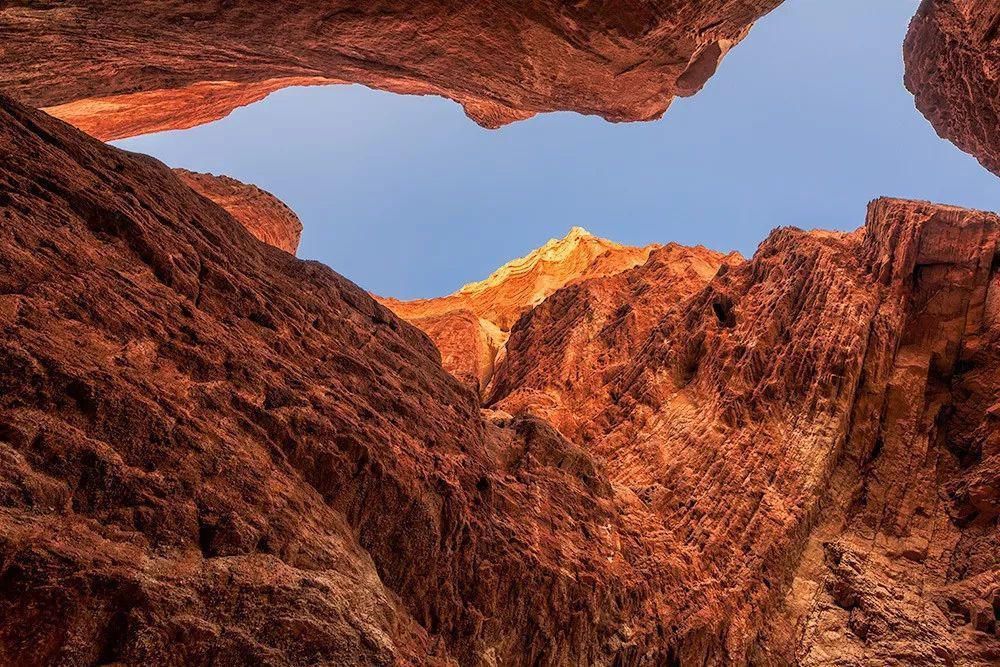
top-left (0, 0), bottom-right (784, 140)
top-left (3, 27), bottom-right (1000, 659)
top-left (0, 93), bottom-right (703, 666)
top-left (905, 0), bottom-right (1000, 177)
top-left (174, 169), bottom-right (303, 255)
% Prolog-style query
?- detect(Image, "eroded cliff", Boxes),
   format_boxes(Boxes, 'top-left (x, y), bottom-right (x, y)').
top-left (488, 199), bottom-right (1000, 663)
top-left (0, 0), bottom-right (784, 140)
top-left (381, 227), bottom-right (658, 392)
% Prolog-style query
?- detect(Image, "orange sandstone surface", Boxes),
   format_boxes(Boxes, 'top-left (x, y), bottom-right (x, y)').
top-left (380, 227), bottom-right (662, 392)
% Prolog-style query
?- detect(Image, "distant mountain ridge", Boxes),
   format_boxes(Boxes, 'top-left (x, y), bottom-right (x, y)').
top-left (378, 226), bottom-right (664, 390)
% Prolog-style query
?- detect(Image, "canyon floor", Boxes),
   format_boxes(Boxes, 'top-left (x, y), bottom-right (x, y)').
top-left (3, 1), bottom-right (1000, 665)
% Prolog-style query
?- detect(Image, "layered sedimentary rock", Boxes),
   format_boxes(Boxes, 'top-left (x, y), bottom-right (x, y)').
top-left (488, 243), bottom-right (742, 442)
top-left (175, 169), bottom-right (303, 255)
top-left (3, 94), bottom-right (1000, 664)
top-left (0, 0), bottom-right (784, 140)
top-left (760, 200), bottom-right (1000, 665)
top-left (381, 227), bottom-right (658, 391)
top-left (905, 0), bottom-right (1000, 177)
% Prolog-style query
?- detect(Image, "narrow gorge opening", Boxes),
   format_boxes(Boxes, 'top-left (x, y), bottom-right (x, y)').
top-left (4, 0), bottom-right (1000, 665)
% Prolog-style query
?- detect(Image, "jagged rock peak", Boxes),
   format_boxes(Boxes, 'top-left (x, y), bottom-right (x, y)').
top-left (458, 226), bottom-right (620, 298)
top-left (379, 228), bottom-right (663, 390)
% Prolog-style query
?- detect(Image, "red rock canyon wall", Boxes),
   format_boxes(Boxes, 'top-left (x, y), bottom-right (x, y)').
top-left (0, 0), bottom-right (784, 140)
top-left (905, 0), bottom-right (1000, 178)
top-left (2, 95), bottom-right (999, 663)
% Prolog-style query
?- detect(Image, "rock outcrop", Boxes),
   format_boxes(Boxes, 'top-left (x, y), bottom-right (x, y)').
top-left (760, 199), bottom-right (1000, 665)
top-left (905, 0), bottom-right (1000, 177)
top-left (381, 227), bottom-right (658, 392)
top-left (488, 243), bottom-right (741, 442)
top-left (175, 169), bottom-right (303, 255)
top-left (0, 0), bottom-right (784, 140)
top-left (3, 93), bottom-right (1000, 664)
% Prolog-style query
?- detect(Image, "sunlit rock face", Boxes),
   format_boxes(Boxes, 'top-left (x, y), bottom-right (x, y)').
top-left (0, 0), bottom-right (785, 140)
top-left (488, 243), bottom-right (742, 442)
top-left (905, 0), bottom-right (1000, 177)
top-left (174, 169), bottom-right (303, 255)
top-left (503, 198), bottom-right (1000, 665)
top-left (2, 94), bottom-right (1000, 664)
top-left (381, 227), bottom-right (659, 391)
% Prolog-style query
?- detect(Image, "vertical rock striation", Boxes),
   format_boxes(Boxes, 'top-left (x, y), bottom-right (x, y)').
top-left (762, 200), bottom-right (1000, 665)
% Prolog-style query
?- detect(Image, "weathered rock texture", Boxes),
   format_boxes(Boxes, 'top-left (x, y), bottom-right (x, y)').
top-left (0, 0), bottom-right (784, 140)
top-left (488, 243), bottom-right (741, 442)
top-left (175, 169), bottom-right (303, 255)
top-left (758, 200), bottom-right (1000, 665)
top-left (486, 199), bottom-right (1000, 664)
top-left (3, 91), bottom-right (1000, 666)
top-left (381, 227), bottom-right (658, 392)
top-left (905, 0), bottom-right (1000, 177)
top-left (0, 94), bottom-right (704, 666)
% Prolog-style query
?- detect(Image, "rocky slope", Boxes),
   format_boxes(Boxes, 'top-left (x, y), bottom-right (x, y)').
top-left (0, 0), bottom-right (784, 140)
top-left (174, 169), bottom-right (303, 255)
top-left (4, 93), bottom-right (1000, 664)
top-left (905, 0), bottom-right (1000, 177)
top-left (488, 243), bottom-right (742, 442)
top-left (381, 227), bottom-right (658, 392)
top-left (0, 93), bottom-right (704, 666)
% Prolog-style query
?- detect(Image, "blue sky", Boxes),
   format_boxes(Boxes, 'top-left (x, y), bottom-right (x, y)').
top-left (115, 0), bottom-right (1000, 300)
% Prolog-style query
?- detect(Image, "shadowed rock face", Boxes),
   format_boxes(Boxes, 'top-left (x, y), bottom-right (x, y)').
top-left (175, 169), bottom-right (303, 255)
top-left (905, 0), bottom-right (1000, 177)
top-left (0, 0), bottom-right (784, 140)
top-left (0, 94), bottom-right (697, 666)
